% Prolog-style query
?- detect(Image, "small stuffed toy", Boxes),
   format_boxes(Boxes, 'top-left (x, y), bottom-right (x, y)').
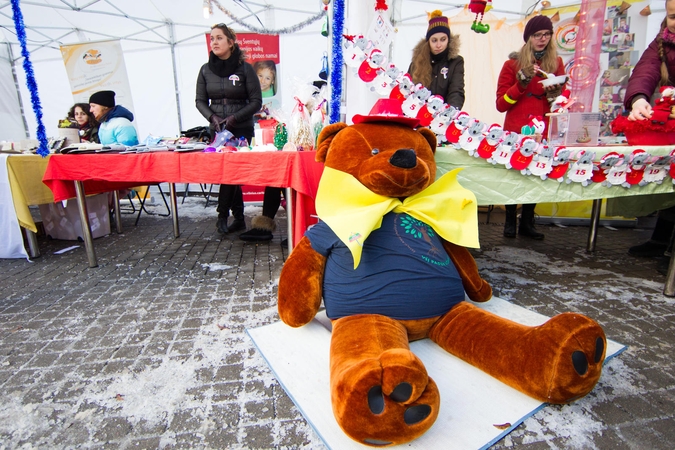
top-left (652, 85), bottom-right (675, 124)
top-left (489, 130), bottom-right (519, 166)
top-left (389, 73), bottom-right (414, 103)
top-left (526, 142), bottom-right (554, 180)
top-left (643, 153), bottom-right (672, 184)
top-left (277, 99), bottom-right (607, 447)
top-left (566, 149), bottom-right (596, 186)
top-left (475, 123), bottom-right (504, 160)
top-left (548, 146), bottom-right (573, 183)
top-left (624, 149), bottom-right (651, 188)
top-left (402, 84), bottom-right (431, 118)
top-left (343, 35), bottom-right (370, 69)
top-left (358, 49), bottom-right (386, 83)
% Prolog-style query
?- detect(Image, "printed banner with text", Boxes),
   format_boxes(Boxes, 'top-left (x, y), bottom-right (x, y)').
top-left (60, 39), bottom-right (135, 116)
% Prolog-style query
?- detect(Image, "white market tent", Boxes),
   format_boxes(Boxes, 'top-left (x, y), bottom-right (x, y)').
top-left (0, 0), bottom-right (664, 144)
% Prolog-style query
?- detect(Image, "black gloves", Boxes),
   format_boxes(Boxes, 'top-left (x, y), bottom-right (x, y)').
top-left (224, 115), bottom-right (236, 130)
top-left (209, 114), bottom-right (236, 132)
top-left (210, 114), bottom-right (224, 132)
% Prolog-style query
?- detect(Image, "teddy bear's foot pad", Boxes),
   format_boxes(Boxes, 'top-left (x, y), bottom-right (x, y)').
top-left (572, 336), bottom-right (604, 376)
top-left (368, 383), bottom-right (431, 425)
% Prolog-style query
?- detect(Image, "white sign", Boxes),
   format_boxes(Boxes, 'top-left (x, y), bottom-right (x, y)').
top-left (60, 39), bottom-right (135, 116)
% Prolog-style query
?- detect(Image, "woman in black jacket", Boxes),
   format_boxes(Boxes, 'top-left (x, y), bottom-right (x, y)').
top-left (407, 10), bottom-right (465, 109)
top-left (196, 23), bottom-right (262, 234)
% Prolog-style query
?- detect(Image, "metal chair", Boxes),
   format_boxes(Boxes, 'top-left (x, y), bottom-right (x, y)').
top-left (133, 184), bottom-right (171, 225)
top-left (182, 183), bottom-right (217, 208)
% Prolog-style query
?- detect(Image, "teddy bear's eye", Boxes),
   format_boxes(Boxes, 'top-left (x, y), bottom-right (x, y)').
top-left (371, 148), bottom-right (379, 155)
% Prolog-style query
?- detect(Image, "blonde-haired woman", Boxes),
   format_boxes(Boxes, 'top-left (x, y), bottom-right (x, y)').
top-left (495, 15), bottom-right (566, 239)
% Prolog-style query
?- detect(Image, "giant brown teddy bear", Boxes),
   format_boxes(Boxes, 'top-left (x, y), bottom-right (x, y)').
top-left (277, 105), bottom-right (606, 447)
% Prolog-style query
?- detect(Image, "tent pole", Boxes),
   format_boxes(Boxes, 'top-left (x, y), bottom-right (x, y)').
top-left (167, 21), bottom-right (183, 133)
top-left (7, 43), bottom-right (30, 138)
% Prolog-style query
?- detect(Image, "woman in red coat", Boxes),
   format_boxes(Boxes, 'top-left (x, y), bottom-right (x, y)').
top-left (495, 15), bottom-right (566, 239)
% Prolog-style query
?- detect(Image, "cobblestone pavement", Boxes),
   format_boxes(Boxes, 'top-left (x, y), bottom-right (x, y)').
top-left (1, 199), bottom-right (674, 449)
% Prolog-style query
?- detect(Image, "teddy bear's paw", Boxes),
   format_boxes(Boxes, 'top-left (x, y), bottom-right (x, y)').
top-left (537, 313), bottom-right (606, 403)
top-left (332, 349), bottom-right (440, 446)
top-left (341, 378), bottom-right (440, 446)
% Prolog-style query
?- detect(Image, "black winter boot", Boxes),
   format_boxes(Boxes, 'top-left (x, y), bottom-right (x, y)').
top-left (240, 215), bottom-right (275, 241)
top-left (504, 205), bottom-right (517, 238)
top-left (216, 216), bottom-right (229, 234)
top-left (518, 204), bottom-right (544, 240)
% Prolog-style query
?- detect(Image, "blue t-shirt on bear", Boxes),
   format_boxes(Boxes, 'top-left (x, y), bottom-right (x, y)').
top-left (305, 212), bottom-right (466, 320)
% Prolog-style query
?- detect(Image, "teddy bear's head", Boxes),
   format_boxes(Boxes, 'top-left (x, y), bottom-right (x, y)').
top-left (315, 102), bottom-right (437, 198)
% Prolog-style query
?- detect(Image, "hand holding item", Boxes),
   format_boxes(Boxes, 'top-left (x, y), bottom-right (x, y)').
top-left (517, 68), bottom-right (533, 87)
top-left (210, 114), bottom-right (225, 132)
top-left (628, 98), bottom-right (653, 121)
top-left (224, 115), bottom-right (237, 130)
top-left (545, 83), bottom-right (564, 103)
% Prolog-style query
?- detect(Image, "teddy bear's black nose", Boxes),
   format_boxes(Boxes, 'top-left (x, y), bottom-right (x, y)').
top-left (389, 149), bottom-right (417, 169)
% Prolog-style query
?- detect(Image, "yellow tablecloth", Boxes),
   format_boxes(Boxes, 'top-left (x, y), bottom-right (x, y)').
top-left (435, 146), bottom-right (675, 215)
top-left (6, 154), bottom-right (54, 232)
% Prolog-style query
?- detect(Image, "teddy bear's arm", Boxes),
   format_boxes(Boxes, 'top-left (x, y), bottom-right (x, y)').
top-left (441, 240), bottom-right (492, 302)
top-left (278, 237), bottom-right (327, 327)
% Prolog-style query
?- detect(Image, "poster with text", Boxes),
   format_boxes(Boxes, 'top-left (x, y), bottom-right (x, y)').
top-left (60, 39), bottom-right (135, 116)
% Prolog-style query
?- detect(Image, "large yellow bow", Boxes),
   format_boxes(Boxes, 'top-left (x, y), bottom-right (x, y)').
top-left (316, 167), bottom-right (479, 268)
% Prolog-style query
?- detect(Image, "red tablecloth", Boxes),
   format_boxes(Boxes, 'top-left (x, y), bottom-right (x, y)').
top-left (43, 151), bottom-right (324, 245)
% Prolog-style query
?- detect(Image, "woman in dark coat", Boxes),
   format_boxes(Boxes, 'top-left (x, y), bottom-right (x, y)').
top-left (624, 0), bottom-right (675, 264)
top-left (408, 10), bottom-right (465, 109)
top-left (196, 23), bottom-right (262, 234)
top-left (67, 103), bottom-right (99, 143)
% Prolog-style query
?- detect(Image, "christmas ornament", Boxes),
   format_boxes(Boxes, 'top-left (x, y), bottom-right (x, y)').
top-left (468, 0), bottom-right (491, 34)
top-left (375, 0), bottom-right (388, 11)
top-left (322, 15), bottom-right (329, 37)
top-left (319, 53), bottom-right (329, 80)
top-left (274, 123), bottom-right (288, 149)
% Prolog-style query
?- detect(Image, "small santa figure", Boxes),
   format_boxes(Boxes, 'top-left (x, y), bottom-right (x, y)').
top-left (550, 89), bottom-right (575, 113)
top-left (651, 86), bottom-right (675, 125)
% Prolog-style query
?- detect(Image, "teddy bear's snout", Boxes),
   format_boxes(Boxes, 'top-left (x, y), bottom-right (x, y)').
top-left (389, 149), bottom-right (417, 169)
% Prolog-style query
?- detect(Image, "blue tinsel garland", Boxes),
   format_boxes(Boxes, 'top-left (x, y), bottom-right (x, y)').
top-left (329, 0), bottom-right (345, 124)
top-left (11, 0), bottom-right (49, 157)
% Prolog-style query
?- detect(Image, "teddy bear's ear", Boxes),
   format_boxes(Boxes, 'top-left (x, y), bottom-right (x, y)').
top-left (316, 123), bottom-right (348, 162)
top-left (417, 126), bottom-right (437, 154)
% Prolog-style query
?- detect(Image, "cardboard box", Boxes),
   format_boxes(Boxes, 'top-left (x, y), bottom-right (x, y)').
top-left (39, 193), bottom-right (110, 241)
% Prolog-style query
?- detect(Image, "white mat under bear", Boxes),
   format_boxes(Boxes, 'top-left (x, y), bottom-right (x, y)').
top-left (247, 297), bottom-right (625, 450)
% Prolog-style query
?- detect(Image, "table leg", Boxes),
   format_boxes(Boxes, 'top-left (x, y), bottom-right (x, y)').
top-left (74, 181), bottom-right (98, 268)
top-left (285, 187), bottom-right (293, 254)
top-left (169, 183), bottom-right (180, 238)
top-left (664, 250), bottom-right (675, 297)
top-left (586, 198), bottom-right (602, 253)
top-left (24, 228), bottom-right (40, 258)
top-left (113, 190), bottom-right (123, 234)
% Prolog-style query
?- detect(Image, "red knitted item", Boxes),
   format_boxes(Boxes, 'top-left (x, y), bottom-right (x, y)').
top-left (610, 115), bottom-right (675, 145)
